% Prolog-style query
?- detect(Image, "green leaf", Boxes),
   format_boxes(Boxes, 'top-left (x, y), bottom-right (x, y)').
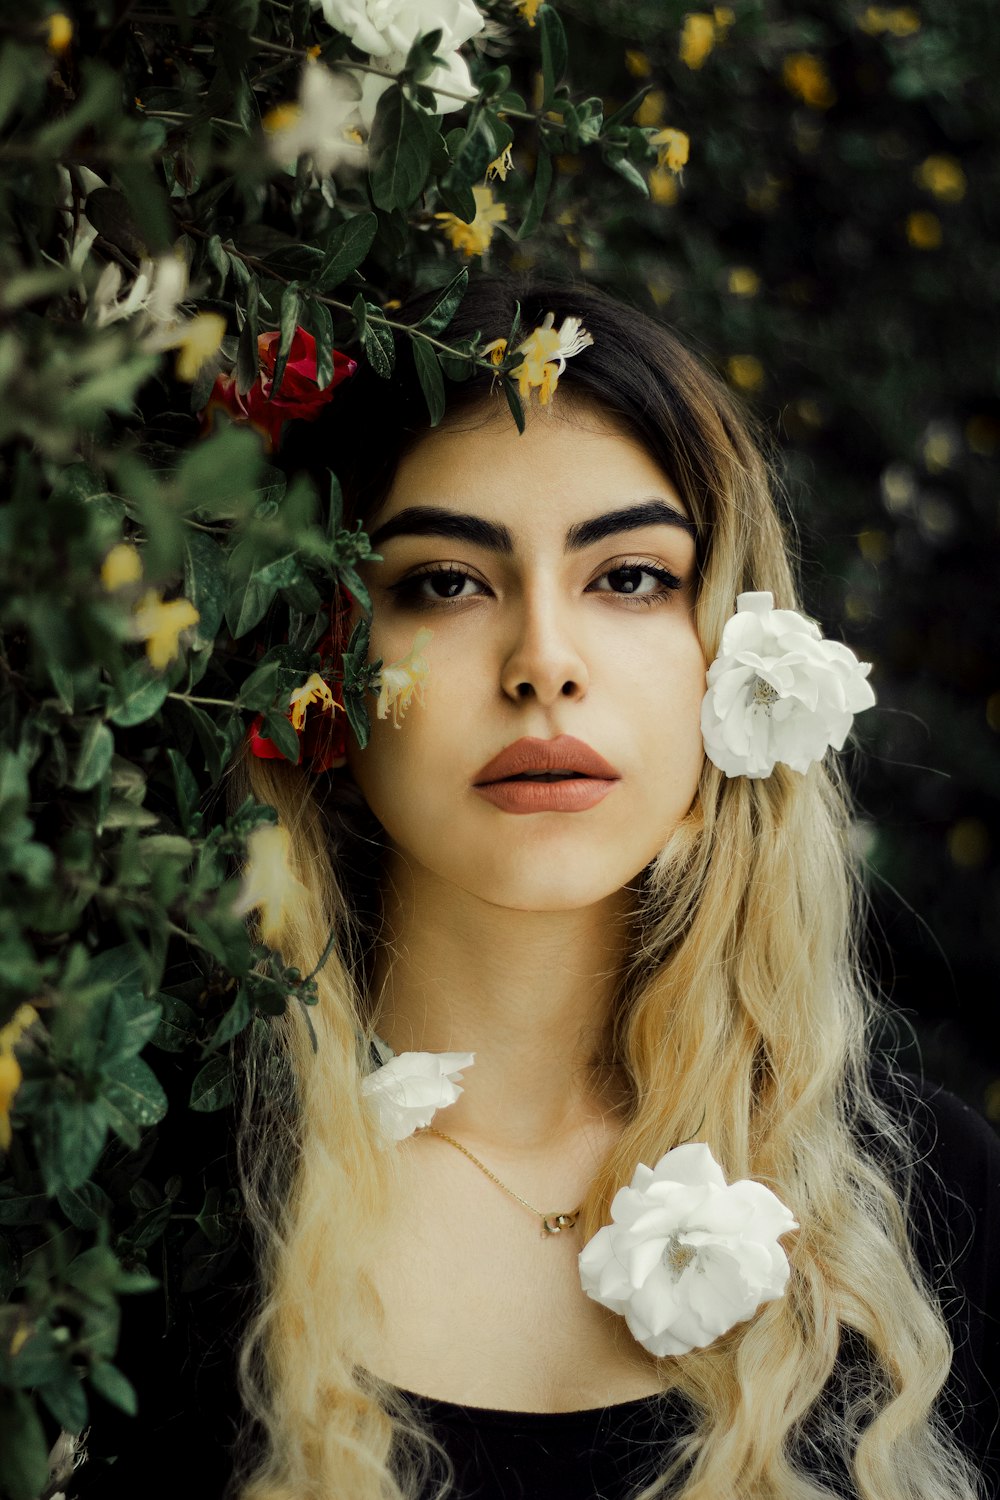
top-left (37, 1367), bottom-right (89, 1434)
top-left (261, 708), bottom-right (301, 764)
top-left (519, 148), bottom-right (553, 238)
top-left (502, 377), bottom-right (525, 435)
top-left (270, 281), bottom-right (303, 400)
top-left (72, 719), bottom-right (114, 792)
top-left (190, 1054), bottom-right (235, 1112)
top-left (416, 267), bottom-right (468, 337)
top-left (412, 340), bottom-right (446, 426)
top-left (442, 111), bottom-right (513, 192)
top-left (57, 1179), bottom-right (114, 1232)
top-left (34, 1098), bottom-right (108, 1196)
top-left (88, 1361), bottom-right (138, 1417)
top-left (178, 424), bottom-right (265, 521)
top-left (539, 5), bottom-right (568, 103)
top-left (309, 297), bottom-right (335, 390)
top-left (167, 748), bottom-right (203, 837)
top-left (102, 1055), bottom-right (168, 1129)
top-left (316, 211), bottom-right (378, 291)
top-left (606, 152), bottom-right (649, 196)
top-left (0, 1390), bottom-right (50, 1500)
top-left (362, 304), bottom-right (395, 379)
top-left (236, 277), bottom-right (261, 397)
top-left (152, 993), bottom-right (200, 1052)
top-left (235, 658), bottom-right (282, 713)
top-left (183, 531), bottom-right (228, 646)
top-left (205, 986), bottom-right (253, 1053)
top-left (370, 87), bottom-right (437, 211)
top-left (107, 666), bottom-right (170, 727)
top-left (183, 702), bottom-right (240, 783)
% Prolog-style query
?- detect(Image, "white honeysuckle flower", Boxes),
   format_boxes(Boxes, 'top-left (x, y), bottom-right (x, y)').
top-left (510, 312), bottom-right (595, 404)
top-left (312, 0), bottom-right (484, 60)
top-left (376, 627), bottom-right (432, 725)
top-left (700, 591), bottom-right (876, 779)
top-left (88, 250), bottom-right (190, 332)
top-left (578, 1142), bottom-right (798, 1358)
top-left (362, 1050), bottom-right (475, 1142)
top-left (265, 62), bottom-right (369, 177)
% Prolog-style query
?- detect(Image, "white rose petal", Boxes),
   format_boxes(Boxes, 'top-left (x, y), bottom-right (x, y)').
top-left (311, 0), bottom-right (484, 59)
top-left (700, 591), bottom-right (876, 778)
top-left (362, 1049), bottom-right (475, 1142)
top-left (578, 1141), bottom-right (798, 1358)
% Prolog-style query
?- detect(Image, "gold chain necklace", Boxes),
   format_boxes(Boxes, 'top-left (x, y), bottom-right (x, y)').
top-left (419, 1125), bottom-right (582, 1237)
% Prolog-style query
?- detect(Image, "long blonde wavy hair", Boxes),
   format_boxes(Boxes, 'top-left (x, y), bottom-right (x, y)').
top-left (222, 278), bottom-right (984, 1500)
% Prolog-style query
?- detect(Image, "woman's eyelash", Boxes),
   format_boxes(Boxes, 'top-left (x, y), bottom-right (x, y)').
top-left (386, 560), bottom-right (684, 607)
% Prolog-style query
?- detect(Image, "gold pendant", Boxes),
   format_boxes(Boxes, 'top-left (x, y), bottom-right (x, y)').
top-left (541, 1211), bottom-right (579, 1236)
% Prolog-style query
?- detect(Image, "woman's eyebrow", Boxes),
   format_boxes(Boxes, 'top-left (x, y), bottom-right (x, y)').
top-left (367, 498), bottom-right (696, 553)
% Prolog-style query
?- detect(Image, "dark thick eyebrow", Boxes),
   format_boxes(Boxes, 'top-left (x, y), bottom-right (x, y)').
top-left (368, 499), bottom-right (696, 553)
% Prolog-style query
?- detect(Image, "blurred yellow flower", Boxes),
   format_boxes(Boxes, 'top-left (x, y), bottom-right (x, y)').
top-left (624, 50), bottom-right (652, 78)
top-left (914, 154), bottom-right (966, 202)
top-left (726, 354), bottom-right (765, 391)
top-left (727, 267), bottom-right (761, 297)
top-left (649, 168), bottom-right (679, 204)
top-left (377, 629), bottom-right (433, 726)
top-left (230, 824), bottom-right (309, 946)
top-left (782, 54), bottom-right (836, 110)
top-left (435, 185), bottom-right (507, 258)
top-left (906, 210), bottom-right (941, 249)
top-left (651, 127), bottom-right (690, 175)
top-left (634, 90), bottom-right (667, 127)
top-left (487, 145), bottom-right (514, 181)
top-left (288, 672), bottom-right (337, 732)
top-left (101, 542), bottom-right (144, 591)
top-left (713, 6), bottom-right (735, 36)
top-left (510, 311), bottom-right (594, 406)
top-left (162, 312), bottom-right (227, 383)
top-left (514, 0), bottom-right (543, 24)
top-left (263, 103), bottom-right (302, 134)
top-left (46, 13), bottom-right (73, 53)
top-left (679, 13), bottom-right (716, 69)
top-left (131, 589), bottom-right (200, 670)
top-left (858, 6), bottom-right (920, 35)
top-left (0, 1005), bottom-right (39, 1153)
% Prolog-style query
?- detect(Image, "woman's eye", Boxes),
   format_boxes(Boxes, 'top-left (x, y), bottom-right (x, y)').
top-left (391, 568), bottom-right (487, 604)
top-left (589, 564), bottom-right (682, 599)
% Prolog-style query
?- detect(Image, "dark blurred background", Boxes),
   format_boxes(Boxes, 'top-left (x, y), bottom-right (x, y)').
top-left (454, 1), bottom-right (1000, 1112)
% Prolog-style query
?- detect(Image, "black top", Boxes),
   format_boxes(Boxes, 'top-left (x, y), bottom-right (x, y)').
top-left (78, 1067), bottom-right (1000, 1500)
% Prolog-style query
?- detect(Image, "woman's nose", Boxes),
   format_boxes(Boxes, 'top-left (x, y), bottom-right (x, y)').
top-left (499, 592), bottom-right (590, 705)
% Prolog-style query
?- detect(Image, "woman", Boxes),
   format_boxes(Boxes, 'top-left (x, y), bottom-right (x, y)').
top-left (128, 277), bottom-right (1000, 1500)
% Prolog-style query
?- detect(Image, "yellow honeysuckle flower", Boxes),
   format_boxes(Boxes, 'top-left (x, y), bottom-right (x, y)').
top-left (713, 6), bottom-right (735, 36)
top-left (906, 210), bottom-right (941, 249)
top-left (306, 44), bottom-right (322, 59)
top-left (726, 354), bottom-right (765, 392)
top-left (728, 267), bottom-right (761, 297)
top-left (376, 629), bottom-right (433, 726)
top-left (101, 542), bottom-right (143, 591)
top-left (434, 185), bottom-right (507, 258)
top-left (914, 154), bottom-right (966, 202)
top-left (634, 90), bottom-right (666, 128)
top-left (679, 13), bottom-right (716, 70)
top-left (782, 53), bottom-right (836, 110)
top-left (624, 50), bottom-right (652, 79)
top-left (487, 146), bottom-right (514, 182)
top-left (858, 6), bottom-right (920, 35)
top-left (510, 312), bottom-right (594, 406)
top-left (0, 1005), bottom-right (40, 1154)
top-left (230, 823), bottom-right (309, 946)
top-left (483, 338), bottom-right (508, 366)
top-left (651, 127), bottom-right (690, 176)
top-left (514, 0), bottom-right (543, 24)
top-left (288, 672), bottom-right (337, 732)
top-left (46, 13), bottom-right (73, 54)
top-left (149, 311), bottom-right (227, 383)
top-left (131, 589), bottom-right (201, 671)
top-left (649, 168), bottom-right (679, 205)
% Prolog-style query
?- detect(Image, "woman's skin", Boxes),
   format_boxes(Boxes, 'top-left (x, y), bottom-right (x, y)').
top-left (347, 395), bottom-right (709, 1406)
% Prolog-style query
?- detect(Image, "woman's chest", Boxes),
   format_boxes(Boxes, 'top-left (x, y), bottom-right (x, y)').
top-left (358, 1147), bottom-right (666, 1412)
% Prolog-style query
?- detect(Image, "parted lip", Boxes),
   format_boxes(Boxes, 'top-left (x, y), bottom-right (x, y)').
top-left (472, 735), bottom-right (621, 785)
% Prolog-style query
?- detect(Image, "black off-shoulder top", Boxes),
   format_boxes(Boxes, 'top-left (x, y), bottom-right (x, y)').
top-left (79, 1067), bottom-right (1000, 1500)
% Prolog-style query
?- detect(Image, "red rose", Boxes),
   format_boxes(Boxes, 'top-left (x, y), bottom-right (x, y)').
top-left (201, 326), bottom-right (356, 452)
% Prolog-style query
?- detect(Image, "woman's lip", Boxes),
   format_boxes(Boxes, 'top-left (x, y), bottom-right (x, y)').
top-left (472, 735), bottom-right (621, 785)
top-left (473, 779), bottom-right (616, 815)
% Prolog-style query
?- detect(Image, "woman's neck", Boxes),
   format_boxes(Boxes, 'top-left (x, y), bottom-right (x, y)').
top-left (370, 852), bottom-right (634, 1153)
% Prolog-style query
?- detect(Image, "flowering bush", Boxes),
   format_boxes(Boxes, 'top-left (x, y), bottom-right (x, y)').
top-left (578, 1142), bottom-right (798, 1357)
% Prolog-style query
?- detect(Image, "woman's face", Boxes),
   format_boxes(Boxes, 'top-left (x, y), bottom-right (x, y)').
top-left (346, 399), bottom-right (707, 913)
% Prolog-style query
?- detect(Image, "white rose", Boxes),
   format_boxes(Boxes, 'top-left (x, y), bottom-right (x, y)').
top-left (578, 1142), bottom-right (798, 1358)
top-left (362, 1049), bottom-right (475, 1142)
top-left (310, 0), bottom-right (484, 59)
top-left (355, 44), bottom-right (476, 131)
top-left (700, 591), bottom-right (876, 778)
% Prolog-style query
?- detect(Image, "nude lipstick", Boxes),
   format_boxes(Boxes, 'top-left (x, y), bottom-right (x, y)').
top-left (471, 735), bottom-right (621, 814)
